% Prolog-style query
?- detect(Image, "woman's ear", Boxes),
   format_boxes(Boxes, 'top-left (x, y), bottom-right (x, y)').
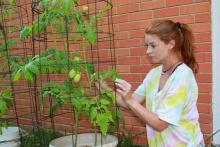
top-left (167, 40), bottom-right (175, 50)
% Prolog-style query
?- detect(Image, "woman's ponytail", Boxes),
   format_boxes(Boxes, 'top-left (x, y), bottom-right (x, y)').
top-left (145, 20), bottom-right (199, 74)
top-left (179, 23), bottom-right (199, 74)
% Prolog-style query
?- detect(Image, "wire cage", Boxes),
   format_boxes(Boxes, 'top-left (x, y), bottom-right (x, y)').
top-left (1, 0), bottom-right (119, 146)
top-left (0, 0), bottom-right (33, 141)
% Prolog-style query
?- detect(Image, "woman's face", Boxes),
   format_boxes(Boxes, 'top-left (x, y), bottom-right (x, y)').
top-left (144, 34), bottom-right (174, 64)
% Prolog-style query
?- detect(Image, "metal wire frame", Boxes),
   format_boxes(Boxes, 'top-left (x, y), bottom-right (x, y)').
top-left (1, 0), bottom-right (119, 146)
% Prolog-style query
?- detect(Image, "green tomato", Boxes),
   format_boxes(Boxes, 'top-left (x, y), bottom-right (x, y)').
top-left (82, 5), bottom-right (88, 12)
top-left (73, 73), bottom-right (81, 83)
top-left (74, 55), bottom-right (81, 62)
top-left (69, 69), bottom-right (76, 79)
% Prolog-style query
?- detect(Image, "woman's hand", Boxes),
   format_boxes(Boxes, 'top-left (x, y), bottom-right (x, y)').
top-left (114, 79), bottom-right (132, 101)
top-left (94, 76), bottom-right (112, 91)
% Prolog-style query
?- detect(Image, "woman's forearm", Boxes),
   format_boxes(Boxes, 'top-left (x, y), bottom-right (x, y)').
top-left (125, 99), bottom-right (168, 132)
top-left (115, 92), bottom-right (129, 109)
top-left (102, 85), bottom-right (129, 109)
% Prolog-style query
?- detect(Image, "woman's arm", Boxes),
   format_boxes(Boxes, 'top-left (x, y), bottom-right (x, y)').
top-left (116, 92), bottom-right (146, 109)
top-left (95, 78), bottom-right (145, 108)
top-left (115, 79), bottom-right (168, 132)
top-left (125, 99), bottom-right (168, 132)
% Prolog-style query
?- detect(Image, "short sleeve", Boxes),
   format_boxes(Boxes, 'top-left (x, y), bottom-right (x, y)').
top-left (134, 67), bottom-right (161, 97)
top-left (155, 77), bottom-right (188, 126)
top-left (134, 75), bottom-right (149, 97)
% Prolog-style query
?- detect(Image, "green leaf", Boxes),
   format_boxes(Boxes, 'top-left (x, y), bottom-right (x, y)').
top-left (43, 81), bottom-right (56, 89)
top-left (101, 70), bottom-right (108, 80)
top-left (8, 0), bottom-right (16, 5)
top-left (49, 103), bottom-right (61, 118)
top-left (109, 69), bottom-right (120, 81)
top-left (64, 0), bottom-right (74, 14)
top-left (91, 73), bottom-right (99, 82)
top-left (87, 22), bottom-right (96, 44)
top-left (101, 99), bottom-right (110, 105)
top-left (20, 26), bottom-right (32, 40)
top-left (22, 70), bottom-right (33, 82)
top-left (40, 95), bottom-right (45, 111)
top-left (100, 88), bottom-right (116, 104)
top-left (26, 63), bottom-right (39, 75)
top-left (90, 107), bottom-right (97, 122)
top-left (0, 101), bottom-right (7, 116)
top-left (97, 114), bottom-right (109, 135)
top-left (13, 71), bottom-right (21, 82)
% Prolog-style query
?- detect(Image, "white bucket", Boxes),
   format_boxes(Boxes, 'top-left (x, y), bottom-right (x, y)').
top-left (0, 127), bottom-right (20, 147)
top-left (49, 133), bottom-right (118, 147)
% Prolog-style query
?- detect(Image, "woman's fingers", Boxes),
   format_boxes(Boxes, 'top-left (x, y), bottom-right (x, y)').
top-left (114, 78), bottom-right (132, 98)
top-left (115, 79), bottom-right (131, 88)
top-left (115, 82), bottom-right (126, 91)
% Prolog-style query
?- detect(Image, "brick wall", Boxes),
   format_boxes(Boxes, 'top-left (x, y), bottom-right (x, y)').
top-left (111, 0), bottom-right (212, 145)
top-left (1, 0), bottom-right (212, 146)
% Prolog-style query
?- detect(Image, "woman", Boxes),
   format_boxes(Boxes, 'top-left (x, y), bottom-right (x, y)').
top-left (97, 20), bottom-right (204, 146)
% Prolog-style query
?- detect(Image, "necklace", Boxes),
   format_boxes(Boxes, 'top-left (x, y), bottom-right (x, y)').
top-left (161, 62), bottom-right (180, 75)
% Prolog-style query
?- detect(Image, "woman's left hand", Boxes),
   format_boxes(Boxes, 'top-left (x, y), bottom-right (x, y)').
top-left (114, 79), bottom-right (132, 101)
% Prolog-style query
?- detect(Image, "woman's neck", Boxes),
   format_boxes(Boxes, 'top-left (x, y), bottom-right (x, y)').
top-left (162, 56), bottom-right (182, 74)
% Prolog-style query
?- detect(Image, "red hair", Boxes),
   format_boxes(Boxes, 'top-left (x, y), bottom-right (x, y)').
top-left (145, 19), bottom-right (199, 74)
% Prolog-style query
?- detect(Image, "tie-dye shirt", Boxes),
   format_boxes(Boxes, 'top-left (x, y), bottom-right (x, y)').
top-left (135, 63), bottom-right (204, 147)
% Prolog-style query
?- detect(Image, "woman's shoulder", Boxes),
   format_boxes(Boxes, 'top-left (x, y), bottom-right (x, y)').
top-left (148, 65), bottom-right (162, 75)
top-left (176, 63), bottom-right (194, 76)
top-left (174, 63), bottom-right (196, 82)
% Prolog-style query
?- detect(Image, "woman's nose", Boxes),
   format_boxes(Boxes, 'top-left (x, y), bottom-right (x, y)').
top-left (146, 47), bottom-right (152, 55)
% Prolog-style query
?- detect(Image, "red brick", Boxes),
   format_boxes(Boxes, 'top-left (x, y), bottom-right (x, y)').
top-left (112, 0), bottom-right (130, 6)
top-left (123, 116), bottom-right (145, 126)
top-left (190, 23), bottom-right (211, 33)
top-left (133, 136), bottom-right (148, 146)
top-left (112, 6), bottom-right (118, 15)
top-left (198, 63), bottom-right (211, 73)
top-left (113, 14), bottom-right (129, 23)
top-left (129, 11), bottom-right (152, 21)
top-left (130, 47), bottom-right (146, 56)
top-left (14, 99), bottom-right (31, 106)
top-left (198, 93), bottom-right (211, 103)
top-left (196, 73), bottom-right (212, 83)
top-left (115, 31), bottom-right (129, 40)
top-left (196, 52), bottom-right (211, 62)
top-left (198, 104), bottom-right (212, 114)
top-left (130, 65), bottom-right (151, 73)
top-left (18, 118), bottom-right (33, 125)
top-left (115, 48), bottom-right (130, 56)
top-left (199, 113), bottom-right (212, 124)
top-left (117, 56), bottom-right (140, 65)
top-left (198, 83), bottom-right (211, 93)
top-left (194, 0), bottom-right (210, 2)
top-left (116, 65), bottom-right (130, 73)
top-left (118, 21), bottom-right (142, 31)
top-left (140, 56), bottom-right (152, 64)
top-left (120, 108), bottom-right (137, 117)
top-left (140, 0), bottom-right (165, 11)
top-left (153, 7), bottom-right (179, 18)
top-left (200, 123), bottom-right (212, 134)
top-left (194, 33), bottom-right (211, 43)
top-left (130, 29), bottom-right (145, 38)
top-left (169, 15), bottom-right (194, 24)
top-left (120, 73), bottom-right (142, 82)
top-left (118, 39), bottom-right (141, 48)
top-left (117, 4), bottom-right (140, 14)
top-left (166, 0), bottom-right (193, 7)
top-left (195, 43), bottom-right (211, 52)
top-left (180, 3), bottom-right (210, 15)
top-left (195, 13), bottom-right (211, 23)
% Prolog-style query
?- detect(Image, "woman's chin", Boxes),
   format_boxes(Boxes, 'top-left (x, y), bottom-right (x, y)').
top-left (149, 58), bottom-right (159, 64)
